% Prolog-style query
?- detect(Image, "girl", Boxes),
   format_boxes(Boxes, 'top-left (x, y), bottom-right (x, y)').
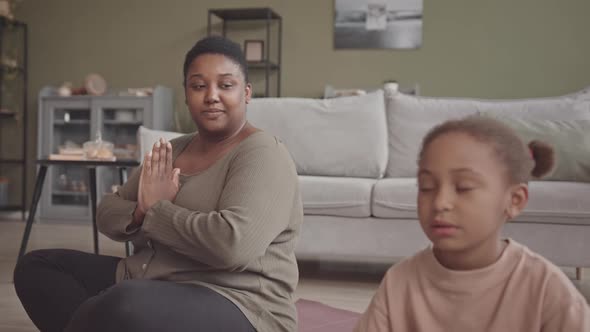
top-left (355, 116), bottom-right (590, 331)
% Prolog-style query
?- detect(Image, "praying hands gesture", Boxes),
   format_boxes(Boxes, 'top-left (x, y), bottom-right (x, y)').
top-left (132, 138), bottom-right (181, 227)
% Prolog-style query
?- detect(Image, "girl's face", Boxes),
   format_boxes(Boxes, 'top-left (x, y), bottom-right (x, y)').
top-left (417, 132), bottom-right (527, 267)
top-left (184, 53), bottom-right (252, 138)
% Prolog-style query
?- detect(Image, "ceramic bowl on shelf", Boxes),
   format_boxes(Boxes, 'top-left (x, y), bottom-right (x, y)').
top-left (85, 73), bottom-right (107, 96)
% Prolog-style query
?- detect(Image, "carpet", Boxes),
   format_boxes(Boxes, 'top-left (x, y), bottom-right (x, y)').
top-left (296, 299), bottom-right (362, 332)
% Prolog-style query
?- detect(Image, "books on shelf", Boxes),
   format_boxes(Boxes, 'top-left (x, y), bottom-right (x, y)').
top-left (48, 154), bottom-right (117, 162)
top-left (48, 154), bottom-right (85, 161)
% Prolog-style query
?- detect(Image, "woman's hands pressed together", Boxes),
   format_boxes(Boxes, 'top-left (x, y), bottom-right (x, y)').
top-left (133, 138), bottom-right (181, 226)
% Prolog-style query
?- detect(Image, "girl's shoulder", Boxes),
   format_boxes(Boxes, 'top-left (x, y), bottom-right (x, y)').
top-left (515, 241), bottom-right (570, 283)
top-left (512, 240), bottom-right (587, 310)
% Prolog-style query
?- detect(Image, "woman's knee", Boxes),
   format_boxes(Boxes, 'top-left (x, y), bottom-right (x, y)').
top-left (98, 280), bottom-right (150, 307)
top-left (83, 280), bottom-right (153, 325)
top-left (13, 249), bottom-right (55, 288)
top-left (67, 280), bottom-right (151, 332)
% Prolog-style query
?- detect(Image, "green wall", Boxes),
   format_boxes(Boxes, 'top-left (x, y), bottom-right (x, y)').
top-left (12, 0), bottom-right (590, 202)
top-left (16, 0), bottom-right (590, 97)
top-left (15, 0), bottom-right (590, 123)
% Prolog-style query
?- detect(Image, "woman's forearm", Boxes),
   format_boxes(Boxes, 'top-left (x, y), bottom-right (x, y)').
top-left (127, 205), bottom-right (146, 232)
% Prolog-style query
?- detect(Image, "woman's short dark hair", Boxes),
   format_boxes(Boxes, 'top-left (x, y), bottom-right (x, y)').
top-left (182, 36), bottom-right (249, 84)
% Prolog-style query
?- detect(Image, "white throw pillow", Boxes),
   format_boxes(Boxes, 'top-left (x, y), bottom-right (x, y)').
top-left (137, 126), bottom-right (183, 161)
top-left (384, 86), bottom-right (590, 177)
top-left (247, 90), bottom-right (388, 178)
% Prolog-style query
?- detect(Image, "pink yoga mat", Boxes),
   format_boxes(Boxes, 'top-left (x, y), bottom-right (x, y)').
top-left (296, 299), bottom-right (362, 332)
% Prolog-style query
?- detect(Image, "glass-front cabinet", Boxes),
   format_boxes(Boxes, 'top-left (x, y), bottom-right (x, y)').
top-left (42, 99), bottom-right (91, 219)
top-left (37, 86), bottom-right (173, 223)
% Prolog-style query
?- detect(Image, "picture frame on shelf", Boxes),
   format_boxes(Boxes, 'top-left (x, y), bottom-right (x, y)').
top-left (244, 40), bottom-right (264, 62)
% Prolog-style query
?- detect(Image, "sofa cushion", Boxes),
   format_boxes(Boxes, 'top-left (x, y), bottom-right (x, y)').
top-left (247, 91), bottom-right (388, 178)
top-left (372, 178), bottom-right (419, 219)
top-left (491, 118), bottom-right (590, 182)
top-left (137, 126), bottom-right (184, 160)
top-left (384, 87), bottom-right (590, 177)
top-left (372, 178), bottom-right (590, 225)
top-left (299, 176), bottom-right (376, 218)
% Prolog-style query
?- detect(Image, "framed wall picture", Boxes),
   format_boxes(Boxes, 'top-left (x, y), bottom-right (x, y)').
top-left (334, 0), bottom-right (423, 49)
top-left (244, 40), bottom-right (264, 62)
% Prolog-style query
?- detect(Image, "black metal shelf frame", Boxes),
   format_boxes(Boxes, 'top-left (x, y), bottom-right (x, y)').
top-left (207, 7), bottom-right (282, 97)
top-left (0, 17), bottom-right (28, 218)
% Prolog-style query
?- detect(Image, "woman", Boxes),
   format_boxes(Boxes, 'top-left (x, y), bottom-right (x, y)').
top-left (14, 36), bottom-right (302, 332)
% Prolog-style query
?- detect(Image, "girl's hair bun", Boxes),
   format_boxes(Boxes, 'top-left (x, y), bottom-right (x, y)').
top-left (529, 140), bottom-right (555, 179)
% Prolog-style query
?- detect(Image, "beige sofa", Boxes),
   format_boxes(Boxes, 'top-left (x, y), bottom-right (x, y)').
top-left (139, 85), bottom-right (590, 271)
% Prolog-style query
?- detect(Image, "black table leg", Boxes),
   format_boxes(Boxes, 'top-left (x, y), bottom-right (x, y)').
top-left (18, 165), bottom-right (48, 259)
top-left (118, 167), bottom-right (131, 257)
top-left (88, 168), bottom-right (99, 254)
top-left (118, 167), bottom-right (127, 185)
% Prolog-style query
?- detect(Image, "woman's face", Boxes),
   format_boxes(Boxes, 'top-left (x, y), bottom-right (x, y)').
top-left (184, 54), bottom-right (252, 138)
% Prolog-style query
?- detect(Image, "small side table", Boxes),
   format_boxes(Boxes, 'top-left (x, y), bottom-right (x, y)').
top-left (18, 158), bottom-right (140, 259)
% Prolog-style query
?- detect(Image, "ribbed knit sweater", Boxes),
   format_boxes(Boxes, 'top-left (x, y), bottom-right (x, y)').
top-left (97, 131), bottom-right (303, 332)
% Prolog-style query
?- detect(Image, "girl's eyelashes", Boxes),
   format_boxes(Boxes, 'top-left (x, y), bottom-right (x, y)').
top-left (455, 180), bottom-right (478, 192)
top-left (418, 171), bottom-right (479, 194)
top-left (417, 182), bottom-right (476, 193)
top-left (417, 176), bottom-right (435, 192)
top-left (417, 181), bottom-right (436, 192)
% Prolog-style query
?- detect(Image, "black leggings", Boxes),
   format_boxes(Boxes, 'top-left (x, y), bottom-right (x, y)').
top-left (14, 249), bottom-right (255, 332)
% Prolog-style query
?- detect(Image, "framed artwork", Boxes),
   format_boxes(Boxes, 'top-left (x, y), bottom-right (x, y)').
top-left (244, 40), bottom-right (264, 62)
top-left (334, 0), bottom-right (423, 49)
